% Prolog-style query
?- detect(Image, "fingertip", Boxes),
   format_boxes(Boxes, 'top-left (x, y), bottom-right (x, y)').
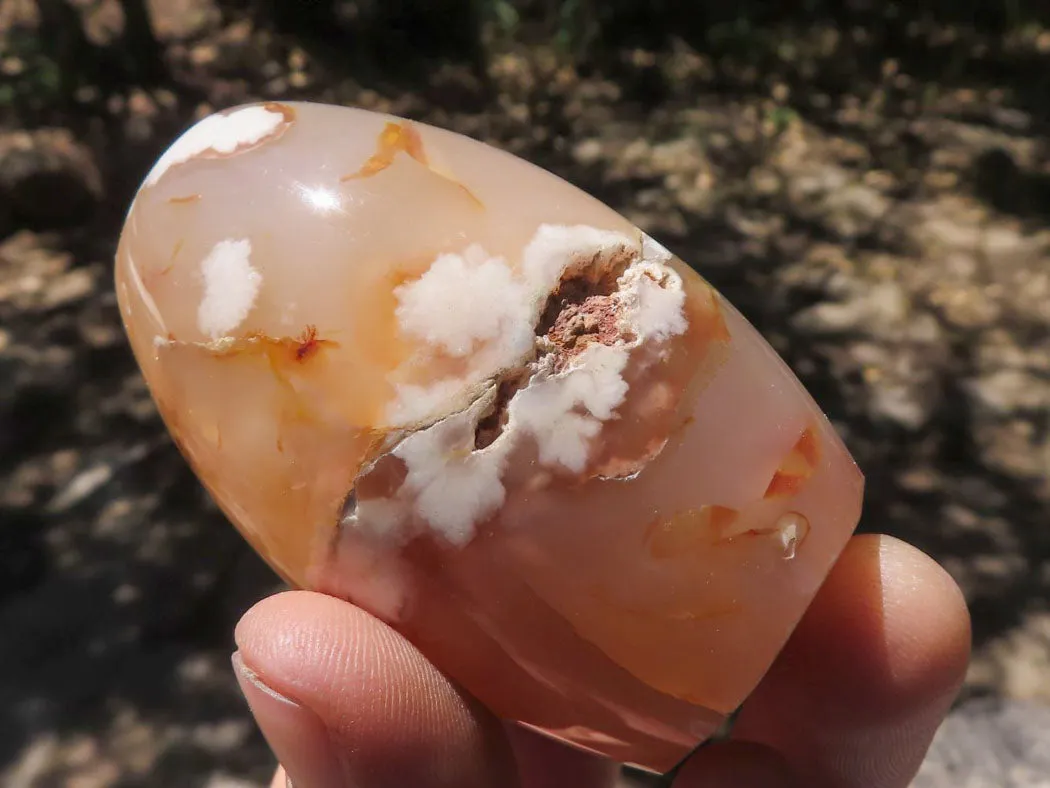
top-left (794, 534), bottom-right (971, 717)
top-left (875, 535), bottom-right (972, 702)
top-left (733, 533), bottom-right (971, 787)
top-left (233, 648), bottom-right (342, 788)
top-left (234, 589), bottom-right (350, 672)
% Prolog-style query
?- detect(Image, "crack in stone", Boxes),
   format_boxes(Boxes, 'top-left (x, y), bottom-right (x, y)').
top-left (473, 257), bottom-right (640, 450)
top-left (339, 234), bottom-right (687, 543)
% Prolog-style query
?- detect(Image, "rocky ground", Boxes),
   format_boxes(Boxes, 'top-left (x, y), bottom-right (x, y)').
top-left (1, 2), bottom-right (1048, 786)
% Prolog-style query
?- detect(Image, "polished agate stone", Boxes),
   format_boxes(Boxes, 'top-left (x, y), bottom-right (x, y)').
top-left (116, 102), bottom-right (864, 772)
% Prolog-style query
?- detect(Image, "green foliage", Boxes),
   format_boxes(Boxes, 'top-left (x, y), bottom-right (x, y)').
top-left (0, 32), bottom-right (65, 110)
top-left (551, 0), bottom-right (600, 56)
top-left (488, 0), bottom-right (521, 33)
top-left (765, 105), bottom-right (798, 134)
top-left (477, 0), bottom-right (602, 53)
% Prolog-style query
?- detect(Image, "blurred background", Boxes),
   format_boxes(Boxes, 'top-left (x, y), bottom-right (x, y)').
top-left (1, 1), bottom-right (1049, 785)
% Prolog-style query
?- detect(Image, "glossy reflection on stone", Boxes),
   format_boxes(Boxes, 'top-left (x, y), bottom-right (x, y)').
top-left (116, 101), bottom-right (864, 773)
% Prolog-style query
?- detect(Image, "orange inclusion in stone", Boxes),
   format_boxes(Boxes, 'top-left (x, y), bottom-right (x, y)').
top-left (346, 260), bottom-right (431, 422)
top-left (185, 328), bottom-right (343, 429)
top-left (343, 122), bottom-right (430, 180)
top-left (764, 426), bottom-right (820, 498)
top-left (646, 506), bottom-right (741, 559)
top-left (292, 325), bottom-right (335, 363)
top-left (343, 121), bottom-right (483, 208)
top-left (204, 327), bottom-right (339, 372)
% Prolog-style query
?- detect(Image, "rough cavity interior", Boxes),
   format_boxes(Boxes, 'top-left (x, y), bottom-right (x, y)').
top-left (345, 225), bottom-right (691, 549)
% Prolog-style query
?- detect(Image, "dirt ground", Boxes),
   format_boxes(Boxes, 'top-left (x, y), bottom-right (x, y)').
top-left (1, 2), bottom-right (1048, 786)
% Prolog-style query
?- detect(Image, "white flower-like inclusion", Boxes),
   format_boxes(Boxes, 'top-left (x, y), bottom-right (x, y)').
top-left (348, 225), bottom-right (689, 547)
top-left (509, 343), bottom-right (630, 472)
top-left (387, 225), bottom-right (642, 426)
top-left (196, 238), bottom-right (262, 339)
top-left (391, 389), bottom-right (508, 546)
top-left (395, 243), bottom-right (534, 359)
top-left (143, 104), bottom-right (290, 187)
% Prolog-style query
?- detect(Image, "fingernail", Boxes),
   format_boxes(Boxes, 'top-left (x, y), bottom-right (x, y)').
top-left (233, 651), bottom-right (346, 788)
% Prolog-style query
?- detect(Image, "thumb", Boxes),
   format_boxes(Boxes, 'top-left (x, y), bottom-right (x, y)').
top-left (232, 590), bottom-right (518, 788)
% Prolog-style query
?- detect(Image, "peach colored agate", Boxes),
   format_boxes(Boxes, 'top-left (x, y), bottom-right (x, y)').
top-left (115, 101), bottom-right (864, 773)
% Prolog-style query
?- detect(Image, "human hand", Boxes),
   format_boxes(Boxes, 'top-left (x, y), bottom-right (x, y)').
top-left (232, 533), bottom-right (970, 788)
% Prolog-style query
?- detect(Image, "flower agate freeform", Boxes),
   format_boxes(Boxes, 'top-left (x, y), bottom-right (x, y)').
top-left (116, 102), bottom-right (864, 773)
